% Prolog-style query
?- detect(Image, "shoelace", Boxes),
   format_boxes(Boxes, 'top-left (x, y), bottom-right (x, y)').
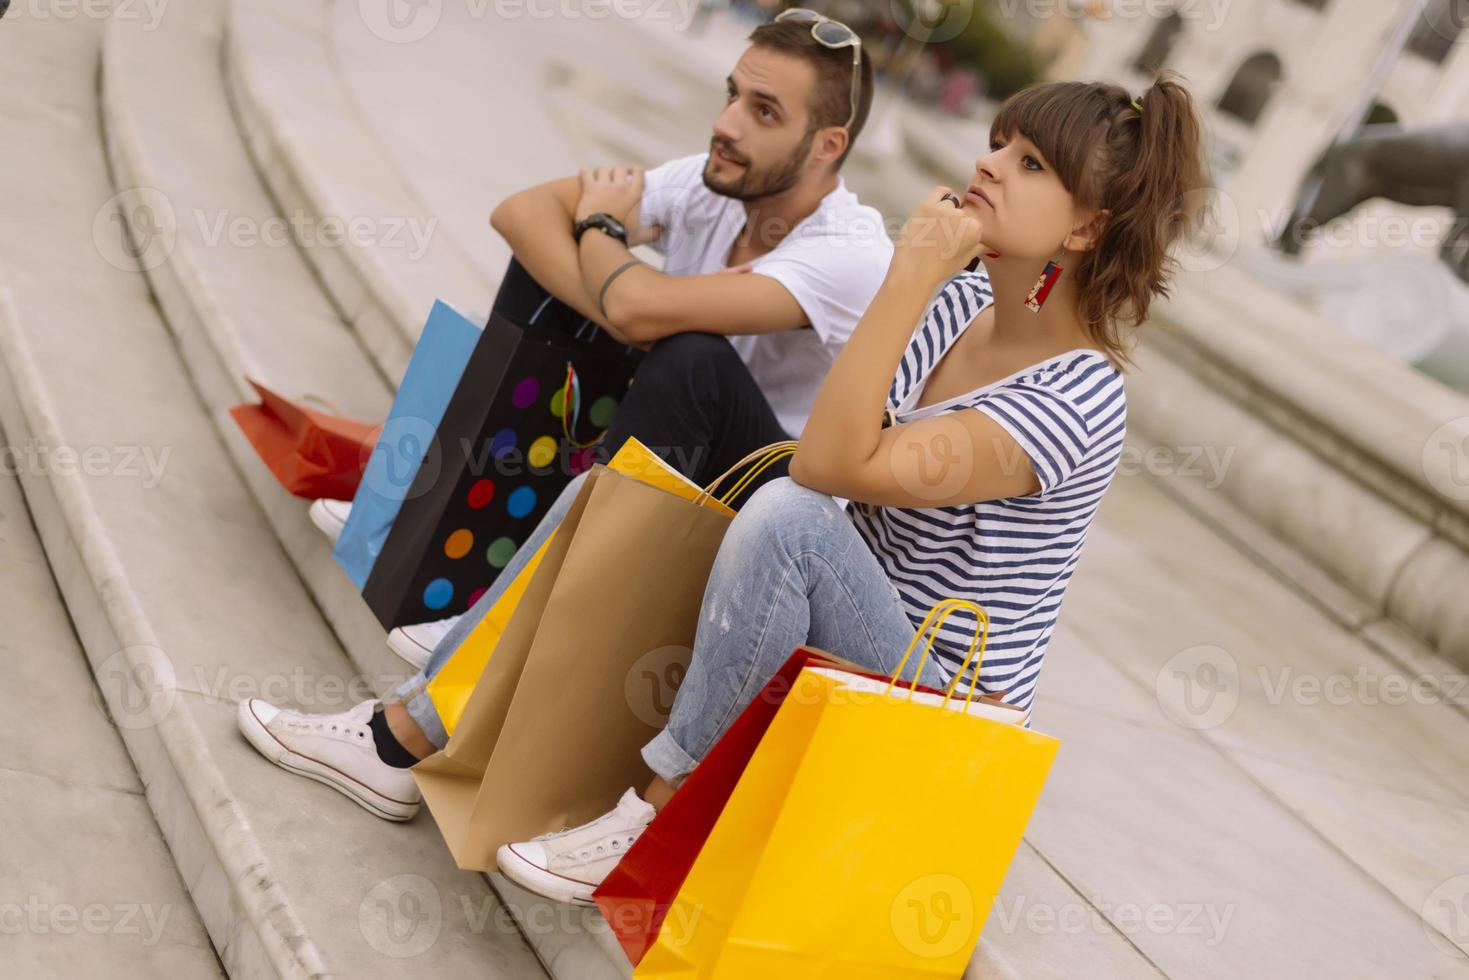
top-left (531, 820), bottom-right (641, 861)
top-left (282, 717), bottom-right (367, 740)
top-left (573, 835), bottom-right (639, 862)
top-left (533, 809), bottom-right (613, 841)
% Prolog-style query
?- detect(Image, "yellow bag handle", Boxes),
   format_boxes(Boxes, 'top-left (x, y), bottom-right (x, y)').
top-left (718, 446), bottom-right (797, 506)
top-left (883, 598), bottom-right (992, 712)
top-left (693, 440), bottom-right (800, 508)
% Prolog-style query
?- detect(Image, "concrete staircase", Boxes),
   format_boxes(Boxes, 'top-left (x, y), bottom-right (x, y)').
top-left (1, 2), bottom-right (1468, 979)
top-left (101, 0), bottom-right (631, 974)
top-left (0, 427), bottom-right (225, 977)
top-left (223, 0), bottom-right (494, 382)
top-left (0, 4), bottom-right (546, 978)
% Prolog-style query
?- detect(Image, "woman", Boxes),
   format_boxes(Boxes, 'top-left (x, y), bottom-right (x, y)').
top-left (491, 71), bottom-right (1209, 905)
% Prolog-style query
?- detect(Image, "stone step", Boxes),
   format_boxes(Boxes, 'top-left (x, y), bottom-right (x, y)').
top-left (223, 0), bottom-right (495, 383)
top-left (0, 426), bottom-right (224, 978)
top-left (1038, 467), bottom-right (1469, 975)
top-left (100, 1), bottom-right (626, 974)
top-left (328, 0), bottom-right (694, 282)
top-left (101, 0), bottom-right (405, 698)
top-left (326, 1), bottom-right (927, 253)
top-left (0, 9), bottom-right (546, 979)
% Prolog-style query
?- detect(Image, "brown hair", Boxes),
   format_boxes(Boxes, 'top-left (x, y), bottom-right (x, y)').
top-left (748, 19), bottom-right (875, 169)
top-left (990, 70), bottom-right (1210, 368)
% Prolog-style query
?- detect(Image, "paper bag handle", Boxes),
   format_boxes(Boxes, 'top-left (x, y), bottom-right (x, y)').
top-left (694, 440), bottom-right (800, 508)
top-left (884, 598), bottom-right (992, 712)
top-left (559, 362), bottom-right (608, 450)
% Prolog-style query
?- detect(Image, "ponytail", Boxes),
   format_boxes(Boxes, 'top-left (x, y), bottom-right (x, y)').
top-left (1079, 71), bottom-right (1209, 365)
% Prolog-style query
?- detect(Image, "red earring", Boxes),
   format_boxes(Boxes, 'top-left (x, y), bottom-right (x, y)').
top-left (1024, 250), bottom-right (1065, 313)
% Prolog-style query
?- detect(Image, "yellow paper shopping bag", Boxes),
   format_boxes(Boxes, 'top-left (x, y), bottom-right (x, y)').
top-left (425, 437), bottom-right (755, 734)
top-left (634, 600), bottom-right (1060, 979)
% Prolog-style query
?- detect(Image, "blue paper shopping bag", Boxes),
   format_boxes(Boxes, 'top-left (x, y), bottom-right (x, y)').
top-left (333, 300), bottom-right (481, 587)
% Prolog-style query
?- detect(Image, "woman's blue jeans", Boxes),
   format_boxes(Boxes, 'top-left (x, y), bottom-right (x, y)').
top-left (392, 476), bottom-right (945, 784)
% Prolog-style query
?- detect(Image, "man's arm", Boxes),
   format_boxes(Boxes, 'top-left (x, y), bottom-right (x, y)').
top-left (580, 229), bottom-right (808, 346)
top-left (489, 175), bottom-right (660, 337)
top-left (574, 164), bottom-right (811, 346)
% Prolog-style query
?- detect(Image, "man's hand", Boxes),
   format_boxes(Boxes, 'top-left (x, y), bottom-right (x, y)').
top-left (576, 165), bottom-right (645, 225)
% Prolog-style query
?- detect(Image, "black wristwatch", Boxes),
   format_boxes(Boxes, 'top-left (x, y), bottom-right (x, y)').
top-left (574, 213), bottom-right (629, 245)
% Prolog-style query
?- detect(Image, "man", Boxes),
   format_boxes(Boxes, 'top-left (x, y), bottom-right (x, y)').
top-left (314, 12), bottom-right (891, 668)
top-left (245, 13), bottom-right (894, 821)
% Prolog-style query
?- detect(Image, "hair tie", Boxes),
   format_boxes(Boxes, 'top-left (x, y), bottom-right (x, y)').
top-left (1131, 97), bottom-right (1144, 113)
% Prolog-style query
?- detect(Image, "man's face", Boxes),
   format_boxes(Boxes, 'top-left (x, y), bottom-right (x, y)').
top-left (704, 46), bottom-right (823, 203)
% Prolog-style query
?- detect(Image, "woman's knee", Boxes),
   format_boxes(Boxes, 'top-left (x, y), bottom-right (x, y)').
top-left (730, 478), bottom-right (847, 550)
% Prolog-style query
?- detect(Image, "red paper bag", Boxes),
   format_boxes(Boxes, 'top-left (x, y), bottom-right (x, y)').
top-left (592, 645), bottom-right (960, 967)
top-left (228, 378), bottom-right (382, 499)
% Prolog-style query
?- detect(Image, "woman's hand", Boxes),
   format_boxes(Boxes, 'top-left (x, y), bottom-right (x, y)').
top-left (891, 186), bottom-right (986, 288)
top-left (576, 165), bottom-right (645, 224)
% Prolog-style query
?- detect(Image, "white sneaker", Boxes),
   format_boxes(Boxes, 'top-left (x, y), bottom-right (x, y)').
top-left (236, 698), bottom-right (421, 821)
top-left (497, 788), bottom-right (655, 906)
top-left (308, 498), bottom-right (352, 542)
top-left (386, 614), bottom-right (462, 671)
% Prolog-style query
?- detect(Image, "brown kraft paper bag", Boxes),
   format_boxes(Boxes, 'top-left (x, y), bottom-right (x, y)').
top-left (414, 443), bottom-right (794, 869)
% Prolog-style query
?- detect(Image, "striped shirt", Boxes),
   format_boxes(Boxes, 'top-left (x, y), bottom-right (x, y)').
top-left (847, 270), bottom-right (1127, 724)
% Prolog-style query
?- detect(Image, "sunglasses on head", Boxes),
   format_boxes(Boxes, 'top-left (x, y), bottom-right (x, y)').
top-left (773, 7), bottom-right (862, 130)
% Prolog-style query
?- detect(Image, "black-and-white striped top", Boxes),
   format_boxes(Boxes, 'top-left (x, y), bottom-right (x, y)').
top-left (848, 270), bottom-right (1128, 724)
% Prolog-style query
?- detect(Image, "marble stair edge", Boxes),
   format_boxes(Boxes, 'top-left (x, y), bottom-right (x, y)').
top-left (0, 285), bottom-right (328, 980)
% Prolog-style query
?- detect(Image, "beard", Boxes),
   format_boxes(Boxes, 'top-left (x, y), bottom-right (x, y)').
top-left (702, 128), bottom-right (815, 202)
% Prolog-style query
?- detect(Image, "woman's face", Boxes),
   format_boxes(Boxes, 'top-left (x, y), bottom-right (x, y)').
top-left (962, 129), bottom-right (1081, 262)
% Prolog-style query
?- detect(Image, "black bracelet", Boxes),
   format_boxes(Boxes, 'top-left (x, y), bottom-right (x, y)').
top-left (598, 259), bottom-right (644, 319)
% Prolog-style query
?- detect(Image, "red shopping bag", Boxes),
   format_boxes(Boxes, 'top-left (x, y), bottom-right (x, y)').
top-left (228, 378), bottom-right (382, 499)
top-left (592, 645), bottom-right (980, 967)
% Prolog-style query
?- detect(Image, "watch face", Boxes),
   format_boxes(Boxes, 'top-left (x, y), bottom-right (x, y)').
top-left (578, 214), bottom-right (628, 242)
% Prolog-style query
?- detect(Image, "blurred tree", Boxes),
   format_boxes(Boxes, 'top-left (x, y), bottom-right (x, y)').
top-left (892, 0), bottom-right (1045, 99)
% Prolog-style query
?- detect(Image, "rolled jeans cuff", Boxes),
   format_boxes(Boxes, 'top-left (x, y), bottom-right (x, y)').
top-left (640, 728), bottom-right (699, 785)
top-left (393, 672), bottom-right (449, 752)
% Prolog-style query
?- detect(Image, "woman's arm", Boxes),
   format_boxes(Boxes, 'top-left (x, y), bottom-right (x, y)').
top-left (790, 188), bottom-right (1043, 508)
top-left (787, 259), bottom-right (932, 479)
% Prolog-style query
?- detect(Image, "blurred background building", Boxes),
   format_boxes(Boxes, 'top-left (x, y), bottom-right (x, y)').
top-left (721, 0), bottom-right (1469, 388)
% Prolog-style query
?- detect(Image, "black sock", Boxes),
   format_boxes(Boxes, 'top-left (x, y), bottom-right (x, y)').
top-left (369, 707), bottom-right (421, 769)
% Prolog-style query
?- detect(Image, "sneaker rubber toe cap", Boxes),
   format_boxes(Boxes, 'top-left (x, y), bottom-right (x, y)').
top-left (242, 698), bottom-right (281, 727)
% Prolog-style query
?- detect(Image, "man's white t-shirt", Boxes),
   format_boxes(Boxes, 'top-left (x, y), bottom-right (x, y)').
top-left (636, 153), bottom-right (894, 438)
